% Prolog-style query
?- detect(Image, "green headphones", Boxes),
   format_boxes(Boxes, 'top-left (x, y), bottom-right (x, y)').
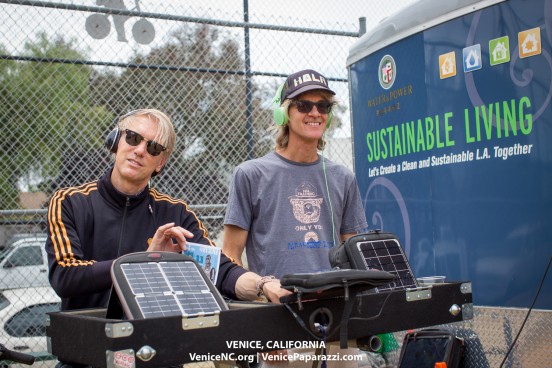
top-left (272, 83), bottom-right (333, 127)
top-left (272, 83), bottom-right (287, 126)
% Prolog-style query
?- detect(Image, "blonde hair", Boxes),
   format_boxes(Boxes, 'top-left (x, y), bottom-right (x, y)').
top-left (274, 91), bottom-right (336, 151)
top-left (118, 109), bottom-right (176, 158)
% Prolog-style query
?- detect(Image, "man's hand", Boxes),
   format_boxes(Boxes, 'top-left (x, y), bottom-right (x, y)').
top-left (262, 280), bottom-right (293, 304)
top-left (148, 222), bottom-right (193, 252)
top-left (235, 273), bottom-right (292, 302)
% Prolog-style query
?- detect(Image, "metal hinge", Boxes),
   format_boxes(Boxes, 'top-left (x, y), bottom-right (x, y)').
top-left (182, 313), bottom-right (220, 330)
top-left (405, 287), bottom-right (432, 301)
top-left (105, 322), bottom-right (134, 338)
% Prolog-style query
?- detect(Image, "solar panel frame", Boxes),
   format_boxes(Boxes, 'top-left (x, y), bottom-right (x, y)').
top-left (339, 232), bottom-right (419, 292)
top-left (355, 238), bottom-right (418, 291)
top-left (111, 252), bottom-right (228, 319)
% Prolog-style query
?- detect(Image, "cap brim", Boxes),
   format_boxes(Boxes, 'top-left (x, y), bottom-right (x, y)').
top-left (286, 85), bottom-right (336, 99)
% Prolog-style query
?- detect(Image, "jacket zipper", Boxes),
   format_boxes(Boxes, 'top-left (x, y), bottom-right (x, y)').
top-left (117, 197), bottom-right (130, 257)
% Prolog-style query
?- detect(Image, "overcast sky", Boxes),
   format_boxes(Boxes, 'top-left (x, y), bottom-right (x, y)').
top-left (0, 0), bottom-right (417, 142)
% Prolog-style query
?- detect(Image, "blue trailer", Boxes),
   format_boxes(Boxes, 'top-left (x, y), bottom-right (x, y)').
top-left (347, 0), bottom-right (551, 365)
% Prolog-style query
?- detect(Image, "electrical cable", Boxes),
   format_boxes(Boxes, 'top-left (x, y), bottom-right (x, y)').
top-left (282, 286), bottom-right (395, 342)
top-left (348, 287), bottom-right (394, 322)
top-left (498, 255), bottom-right (552, 368)
top-left (321, 324), bottom-right (327, 368)
top-left (321, 130), bottom-right (336, 248)
top-left (283, 303), bottom-right (327, 341)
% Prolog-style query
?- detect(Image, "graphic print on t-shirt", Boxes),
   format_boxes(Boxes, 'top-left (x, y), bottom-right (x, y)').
top-left (286, 181), bottom-right (337, 253)
top-left (304, 231), bottom-right (319, 243)
top-left (289, 182), bottom-right (324, 223)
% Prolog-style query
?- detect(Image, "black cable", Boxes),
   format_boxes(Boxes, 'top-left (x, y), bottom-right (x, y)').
top-left (284, 303), bottom-right (327, 341)
top-left (499, 255), bottom-right (552, 368)
top-left (283, 287), bottom-right (394, 343)
top-left (348, 288), bottom-right (394, 322)
top-left (321, 325), bottom-right (328, 368)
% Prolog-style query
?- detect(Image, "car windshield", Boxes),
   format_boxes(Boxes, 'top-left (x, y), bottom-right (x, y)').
top-left (0, 246), bottom-right (10, 262)
top-left (5, 302), bottom-right (61, 337)
top-left (0, 292), bottom-right (10, 311)
top-left (0, 234), bottom-right (46, 263)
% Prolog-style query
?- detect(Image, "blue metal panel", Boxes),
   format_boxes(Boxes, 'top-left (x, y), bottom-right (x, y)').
top-left (349, 0), bottom-right (552, 308)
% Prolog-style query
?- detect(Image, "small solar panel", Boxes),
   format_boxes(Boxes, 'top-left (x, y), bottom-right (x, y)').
top-left (110, 252), bottom-right (227, 319)
top-left (355, 238), bottom-right (418, 291)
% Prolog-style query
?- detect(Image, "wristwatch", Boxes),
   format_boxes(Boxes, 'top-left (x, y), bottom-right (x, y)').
top-left (256, 275), bottom-right (276, 297)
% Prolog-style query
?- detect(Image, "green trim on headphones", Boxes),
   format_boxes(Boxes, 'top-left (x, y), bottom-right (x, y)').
top-left (272, 83), bottom-right (288, 126)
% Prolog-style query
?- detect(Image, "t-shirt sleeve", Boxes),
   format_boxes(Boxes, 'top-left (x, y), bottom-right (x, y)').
top-left (224, 166), bottom-right (253, 231)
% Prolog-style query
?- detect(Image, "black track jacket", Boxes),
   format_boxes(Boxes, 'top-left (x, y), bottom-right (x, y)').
top-left (46, 168), bottom-right (246, 310)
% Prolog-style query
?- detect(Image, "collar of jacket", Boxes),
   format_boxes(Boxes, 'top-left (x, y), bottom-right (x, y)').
top-left (98, 167), bottom-right (150, 210)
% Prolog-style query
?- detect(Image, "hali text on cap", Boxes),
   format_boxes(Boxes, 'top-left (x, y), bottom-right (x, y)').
top-left (292, 72), bottom-right (328, 87)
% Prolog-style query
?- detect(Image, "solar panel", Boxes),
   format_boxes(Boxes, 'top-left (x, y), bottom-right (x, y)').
top-left (110, 252), bottom-right (227, 320)
top-left (355, 238), bottom-right (418, 291)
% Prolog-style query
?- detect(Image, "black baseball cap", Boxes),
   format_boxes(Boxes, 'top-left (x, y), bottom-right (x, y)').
top-left (282, 69), bottom-right (336, 100)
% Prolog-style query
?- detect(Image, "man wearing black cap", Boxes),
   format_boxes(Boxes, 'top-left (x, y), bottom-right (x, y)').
top-left (223, 68), bottom-right (367, 284)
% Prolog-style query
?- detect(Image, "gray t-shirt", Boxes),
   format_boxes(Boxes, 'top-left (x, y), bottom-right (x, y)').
top-left (224, 152), bottom-right (368, 278)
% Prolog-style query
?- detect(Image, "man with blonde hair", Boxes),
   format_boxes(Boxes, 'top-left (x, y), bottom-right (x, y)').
top-left (46, 109), bottom-right (288, 319)
top-left (223, 70), bottom-right (367, 278)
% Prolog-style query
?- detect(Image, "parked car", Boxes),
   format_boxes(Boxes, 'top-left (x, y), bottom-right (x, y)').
top-left (0, 287), bottom-right (60, 364)
top-left (0, 235), bottom-right (49, 291)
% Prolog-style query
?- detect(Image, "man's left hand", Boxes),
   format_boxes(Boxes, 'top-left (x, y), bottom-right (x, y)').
top-left (263, 280), bottom-right (293, 303)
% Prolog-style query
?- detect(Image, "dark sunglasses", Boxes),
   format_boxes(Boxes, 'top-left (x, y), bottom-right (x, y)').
top-left (292, 100), bottom-right (333, 114)
top-left (124, 129), bottom-right (167, 156)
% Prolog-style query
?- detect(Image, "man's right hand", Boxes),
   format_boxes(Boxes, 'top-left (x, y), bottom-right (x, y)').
top-left (148, 222), bottom-right (193, 252)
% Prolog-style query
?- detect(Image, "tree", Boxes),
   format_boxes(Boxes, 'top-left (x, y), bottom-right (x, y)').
top-left (89, 24), bottom-right (274, 206)
top-left (0, 33), bottom-right (110, 210)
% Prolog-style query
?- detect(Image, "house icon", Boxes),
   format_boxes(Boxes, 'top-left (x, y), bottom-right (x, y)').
top-left (463, 45), bottom-right (482, 72)
top-left (521, 33), bottom-right (538, 54)
top-left (493, 42), bottom-right (508, 61)
top-left (442, 56), bottom-right (454, 75)
top-left (439, 51), bottom-right (456, 78)
top-left (465, 49), bottom-right (480, 69)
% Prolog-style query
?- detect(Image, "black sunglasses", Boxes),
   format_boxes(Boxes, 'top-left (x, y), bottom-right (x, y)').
top-left (124, 129), bottom-right (167, 156)
top-left (292, 100), bottom-right (333, 114)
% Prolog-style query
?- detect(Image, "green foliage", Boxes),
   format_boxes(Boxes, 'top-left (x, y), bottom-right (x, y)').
top-left (0, 33), bottom-right (106, 209)
top-left (0, 24), bottom-right (274, 210)
top-left (89, 23), bottom-right (274, 203)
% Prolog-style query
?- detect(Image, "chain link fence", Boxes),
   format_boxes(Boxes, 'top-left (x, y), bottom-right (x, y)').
top-left (0, 0), bottom-right (415, 365)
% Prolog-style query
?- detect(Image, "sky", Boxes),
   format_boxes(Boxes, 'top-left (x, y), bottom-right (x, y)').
top-left (0, 0), bottom-right (417, 62)
top-left (2, 0), bottom-right (419, 187)
top-left (0, 0), bottom-right (417, 142)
